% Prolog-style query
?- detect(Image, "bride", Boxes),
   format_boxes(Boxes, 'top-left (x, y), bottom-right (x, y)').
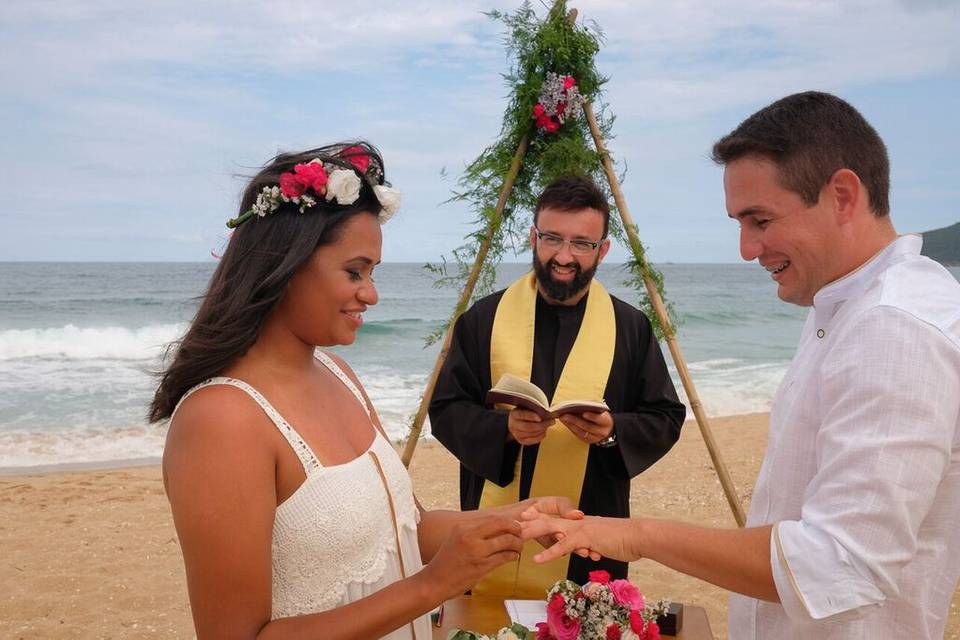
top-left (150, 142), bottom-right (570, 639)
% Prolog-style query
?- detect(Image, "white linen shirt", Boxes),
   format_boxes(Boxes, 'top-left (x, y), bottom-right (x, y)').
top-left (728, 235), bottom-right (960, 639)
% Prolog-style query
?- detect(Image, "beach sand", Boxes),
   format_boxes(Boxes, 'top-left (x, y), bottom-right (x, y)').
top-left (2, 413), bottom-right (958, 639)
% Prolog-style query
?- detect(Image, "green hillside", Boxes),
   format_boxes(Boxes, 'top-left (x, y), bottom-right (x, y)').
top-left (921, 221), bottom-right (960, 266)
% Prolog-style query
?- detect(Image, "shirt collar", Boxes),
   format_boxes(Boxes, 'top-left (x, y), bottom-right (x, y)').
top-left (812, 234), bottom-right (922, 328)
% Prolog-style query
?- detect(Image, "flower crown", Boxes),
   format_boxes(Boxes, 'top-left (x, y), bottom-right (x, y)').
top-left (226, 145), bottom-right (401, 229)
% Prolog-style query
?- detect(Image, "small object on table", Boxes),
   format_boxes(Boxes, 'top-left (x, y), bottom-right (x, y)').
top-left (657, 602), bottom-right (684, 636)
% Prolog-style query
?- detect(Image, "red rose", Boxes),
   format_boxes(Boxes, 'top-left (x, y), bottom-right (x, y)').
top-left (545, 121), bottom-right (560, 133)
top-left (292, 161), bottom-right (328, 192)
top-left (533, 103), bottom-right (546, 117)
top-left (588, 570), bottom-right (611, 584)
top-left (556, 101), bottom-right (567, 115)
top-left (342, 145), bottom-right (370, 174)
top-left (279, 172), bottom-right (306, 198)
top-left (535, 622), bottom-right (554, 640)
top-left (629, 609), bottom-right (644, 634)
top-left (536, 114), bottom-right (553, 129)
top-left (644, 621), bottom-right (661, 640)
top-left (606, 623), bottom-right (622, 640)
top-left (564, 75), bottom-right (576, 89)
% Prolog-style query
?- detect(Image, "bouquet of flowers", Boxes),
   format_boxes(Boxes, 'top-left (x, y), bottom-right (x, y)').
top-left (450, 571), bottom-right (669, 640)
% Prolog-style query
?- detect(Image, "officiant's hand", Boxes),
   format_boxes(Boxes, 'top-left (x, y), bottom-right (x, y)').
top-left (508, 409), bottom-right (554, 445)
top-left (420, 514), bottom-right (524, 600)
top-left (519, 514), bottom-right (642, 564)
top-left (558, 410), bottom-right (613, 444)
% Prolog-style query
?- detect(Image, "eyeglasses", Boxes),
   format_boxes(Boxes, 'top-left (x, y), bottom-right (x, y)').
top-left (534, 228), bottom-right (603, 255)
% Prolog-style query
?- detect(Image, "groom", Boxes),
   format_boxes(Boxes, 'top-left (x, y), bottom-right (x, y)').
top-left (521, 91), bottom-right (960, 638)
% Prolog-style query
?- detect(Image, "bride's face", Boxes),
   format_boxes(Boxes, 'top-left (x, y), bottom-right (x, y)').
top-left (280, 212), bottom-right (382, 347)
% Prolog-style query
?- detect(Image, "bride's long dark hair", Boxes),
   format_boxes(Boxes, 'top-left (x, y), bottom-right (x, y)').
top-left (149, 142), bottom-right (386, 422)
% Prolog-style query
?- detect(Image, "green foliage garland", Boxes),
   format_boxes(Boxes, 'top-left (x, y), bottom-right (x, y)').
top-left (426, 0), bottom-right (672, 343)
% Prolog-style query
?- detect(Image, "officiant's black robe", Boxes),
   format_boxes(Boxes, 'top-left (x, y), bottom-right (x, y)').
top-left (429, 287), bottom-right (686, 584)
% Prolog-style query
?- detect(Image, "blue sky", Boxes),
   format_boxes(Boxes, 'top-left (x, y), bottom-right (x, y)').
top-left (1, 1), bottom-right (958, 263)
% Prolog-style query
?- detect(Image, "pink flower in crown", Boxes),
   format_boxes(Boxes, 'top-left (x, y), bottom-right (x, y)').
top-left (279, 172), bottom-right (307, 198)
top-left (606, 623), bottom-right (622, 640)
top-left (293, 161), bottom-right (328, 192)
top-left (610, 579), bottom-right (645, 611)
top-left (564, 75), bottom-right (576, 89)
top-left (588, 570), bottom-right (611, 584)
top-left (546, 593), bottom-right (580, 640)
top-left (342, 145), bottom-right (371, 173)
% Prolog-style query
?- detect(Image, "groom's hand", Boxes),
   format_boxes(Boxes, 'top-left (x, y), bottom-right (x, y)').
top-left (520, 497), bottom-right (597, 560)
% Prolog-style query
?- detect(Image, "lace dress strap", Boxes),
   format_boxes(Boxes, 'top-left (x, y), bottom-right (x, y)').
top-left (315, 351), bottom-right (372, 418)
top-left (173, 377), bottom-right (322, 474)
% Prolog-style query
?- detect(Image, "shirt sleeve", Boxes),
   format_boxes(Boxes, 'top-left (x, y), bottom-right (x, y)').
top-left (771, 306), bottom-right (960, 621)
top-left (428, 308), bottom-right (520, 487)
top-left (600, 307), bottom-right (686, 479)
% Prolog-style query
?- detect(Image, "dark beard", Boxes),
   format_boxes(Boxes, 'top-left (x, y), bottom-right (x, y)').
top-left (532, 254), bottom-right (598, 302)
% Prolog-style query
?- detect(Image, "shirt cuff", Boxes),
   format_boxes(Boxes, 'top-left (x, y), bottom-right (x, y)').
top-left (771, 520), bottom-right (886, 622)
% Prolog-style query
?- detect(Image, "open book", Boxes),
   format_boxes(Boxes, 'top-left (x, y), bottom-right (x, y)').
top-left (485, 373), bottom-right (609, 420)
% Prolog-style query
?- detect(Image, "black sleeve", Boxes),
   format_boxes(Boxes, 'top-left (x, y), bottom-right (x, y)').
top-left (597, 305), bottom-right (686, 479)
top-left (428, 304), bottom-right (521, 487)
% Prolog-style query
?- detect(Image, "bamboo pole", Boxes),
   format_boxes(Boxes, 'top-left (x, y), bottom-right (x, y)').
top-left (400, 134), bottom-right (531, 467)
top-left (584, 103), bottom-right (747, 527)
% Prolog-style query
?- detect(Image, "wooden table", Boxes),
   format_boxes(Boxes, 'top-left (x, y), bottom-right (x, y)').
top-left (432, 595), bottom-right (714, 639)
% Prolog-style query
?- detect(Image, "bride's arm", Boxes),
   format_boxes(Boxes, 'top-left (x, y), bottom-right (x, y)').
top-left (165, 387), bottom-right (521, 640)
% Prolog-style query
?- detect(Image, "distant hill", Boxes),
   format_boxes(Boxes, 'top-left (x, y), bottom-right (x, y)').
top-left (921, 221), bottom-right (960, 266)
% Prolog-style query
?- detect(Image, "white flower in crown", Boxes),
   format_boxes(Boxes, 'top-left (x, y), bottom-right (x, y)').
top-left (326, 169), bottom-right (362, 205)
top-left (373, 184), bottom-right (401, 221)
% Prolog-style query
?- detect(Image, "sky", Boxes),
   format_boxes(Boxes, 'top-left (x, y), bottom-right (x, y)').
top-left (1, 0), bottom-right (958, 263)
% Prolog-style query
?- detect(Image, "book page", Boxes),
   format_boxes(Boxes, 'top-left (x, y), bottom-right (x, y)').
top-left (493, 373), bottom-right (550, 407)
top-left (503, 599), bottom-right (547, 629)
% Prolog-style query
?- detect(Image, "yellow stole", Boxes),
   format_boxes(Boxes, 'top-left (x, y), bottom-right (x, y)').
top-left (473, 271), bottom-right (616, 597)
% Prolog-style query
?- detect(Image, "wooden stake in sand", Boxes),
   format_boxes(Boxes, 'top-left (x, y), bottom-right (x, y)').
top-left (400, 135), bottom-right (530, 467)
top-left (584, 102), bottom-right (747, 528)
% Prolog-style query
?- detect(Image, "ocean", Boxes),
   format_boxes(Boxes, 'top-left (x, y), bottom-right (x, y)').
top-left (2, 261), bottom-right (956, 470)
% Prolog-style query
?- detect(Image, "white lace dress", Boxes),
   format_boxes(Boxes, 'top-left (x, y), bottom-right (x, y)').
top-left (174, 352), bottom-right (432, 639)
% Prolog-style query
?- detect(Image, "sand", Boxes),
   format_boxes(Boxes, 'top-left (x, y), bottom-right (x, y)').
top-left (2, 413), bottom-right (958, 639)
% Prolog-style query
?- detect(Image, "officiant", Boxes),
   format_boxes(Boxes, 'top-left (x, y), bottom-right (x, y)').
top-left (429, 175), bottom-right (686, 596)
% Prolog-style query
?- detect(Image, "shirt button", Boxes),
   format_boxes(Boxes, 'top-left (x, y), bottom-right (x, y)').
top-left (817, 329), bottom-right (825, 339)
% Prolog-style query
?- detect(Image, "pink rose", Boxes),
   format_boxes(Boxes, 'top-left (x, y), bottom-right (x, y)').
top-left (546, 594), bottom-right (580, 640)
top-left (606, 623), bottom-right (622, 640)
top-left (279, 172), bottom-right (306, 198)
top-left (564, 75), bottom-right (576, 89)
top-left (292, 161), bottom-right (328, 192)
top-left (610, 579), bottom-right (644, 611)
top-left (533, 103), bottom-right (546, 117)
top-left (588, 570), bottom-right (611, 584)
top-left (535, 622), bottom-right (554, 640)
top-left (342, 146), bottom-right (370, 173)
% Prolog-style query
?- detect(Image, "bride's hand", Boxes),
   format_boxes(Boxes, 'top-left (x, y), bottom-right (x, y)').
top-left (420, 514), bottom-right (523, 601)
